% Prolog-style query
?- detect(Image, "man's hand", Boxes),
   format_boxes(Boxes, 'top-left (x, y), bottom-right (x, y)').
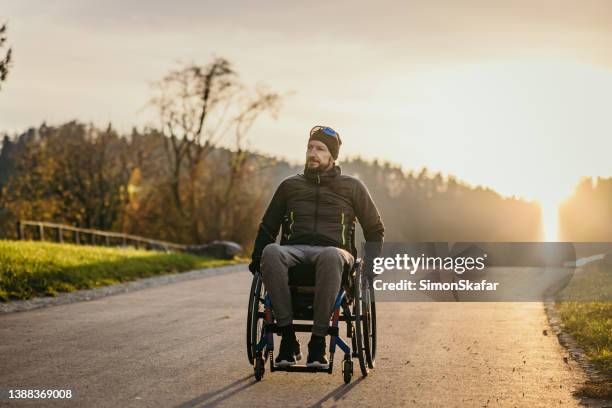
top-left (248, 258), bottom-right (261, 275)
top-left (363, 257), bottom-right (375, 282)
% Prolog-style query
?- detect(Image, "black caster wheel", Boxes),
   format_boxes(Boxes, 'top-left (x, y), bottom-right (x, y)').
top-left (254, 357), bottom-right (265, 381)
top-left (343, 359), bottom-right (353, 384)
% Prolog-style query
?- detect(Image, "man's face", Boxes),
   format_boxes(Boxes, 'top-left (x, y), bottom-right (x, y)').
top-left (306, 140), bottom-right (333, 171)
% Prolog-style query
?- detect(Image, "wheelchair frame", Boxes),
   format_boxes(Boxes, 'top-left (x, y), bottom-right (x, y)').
top-left (246, 259), bottom-right (377, 384)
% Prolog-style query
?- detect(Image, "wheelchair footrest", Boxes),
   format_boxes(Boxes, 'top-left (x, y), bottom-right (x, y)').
top-left (267, 323), bottom-right (339, 337)
top-left (271, 364), bottom-right (333, 374)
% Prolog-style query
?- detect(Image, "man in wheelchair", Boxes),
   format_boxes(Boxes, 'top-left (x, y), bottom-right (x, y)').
top-left (249, 125), bottom-right (384, 369)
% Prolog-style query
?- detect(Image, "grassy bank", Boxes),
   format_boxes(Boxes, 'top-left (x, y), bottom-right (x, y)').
top-left (555, 261), bottom-right (612, 399)
top-left (0, 240), bottom-right (240, 301)
top-left (557, 302), bottom-right (611, 372)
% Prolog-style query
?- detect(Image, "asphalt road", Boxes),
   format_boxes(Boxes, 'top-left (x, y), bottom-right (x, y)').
top-left (0, 267), bottom-right (590, 407)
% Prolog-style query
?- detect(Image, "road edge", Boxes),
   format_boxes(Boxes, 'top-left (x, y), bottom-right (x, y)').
top-left (544, 301), bottom-right (612, 405)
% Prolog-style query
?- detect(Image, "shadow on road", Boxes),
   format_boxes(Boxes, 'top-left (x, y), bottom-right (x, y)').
top-left (308, 377), bottom-right (366, 408)
top-left (174, 375), bottom-right (255, 408)
top-left (174, 373), bottom-right (366, 408)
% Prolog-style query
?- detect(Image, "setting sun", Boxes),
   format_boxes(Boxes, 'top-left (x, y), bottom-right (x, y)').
top-left (370, 58), bottom-right (612, 241)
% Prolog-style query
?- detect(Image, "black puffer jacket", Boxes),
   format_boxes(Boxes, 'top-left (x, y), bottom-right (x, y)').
top-left (250, 165), bottom-right (384, 270)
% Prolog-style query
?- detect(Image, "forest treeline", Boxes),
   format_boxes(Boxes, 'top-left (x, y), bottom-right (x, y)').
top-left (0, 121), bottom-right (548, 250)
top-left (559, 177), bottom-right (612, 241)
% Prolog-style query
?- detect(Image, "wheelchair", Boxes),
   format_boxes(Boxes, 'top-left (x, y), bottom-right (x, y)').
top-left (246, 257), bottom-right (377, 384)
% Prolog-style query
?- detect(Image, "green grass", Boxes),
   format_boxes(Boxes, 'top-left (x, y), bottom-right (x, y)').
top-left (0, 240), bottom-right (241, 301)
top-left (557, 302), bottom-right (612, 372)
top-left (555, 262), bottom-right (612, 398)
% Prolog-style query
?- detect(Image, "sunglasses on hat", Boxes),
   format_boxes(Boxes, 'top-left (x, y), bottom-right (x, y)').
top-left (310, 126), bottom-right (342, 145)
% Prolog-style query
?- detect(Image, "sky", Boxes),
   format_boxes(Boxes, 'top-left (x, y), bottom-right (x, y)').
top-left (2, 0), bottom-right (612, 239)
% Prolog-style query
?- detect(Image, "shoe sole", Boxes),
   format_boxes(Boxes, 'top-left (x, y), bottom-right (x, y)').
top-left (306, 361), bottom-right (329, 369)
top-left (275, 353), bottom-right (302, 367)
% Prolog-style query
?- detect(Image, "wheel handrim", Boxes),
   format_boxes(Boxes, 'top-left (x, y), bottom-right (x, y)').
top-left (246, 274), bottom-right (264, 365)
top-left (363, 283), bottom-right (377, 368)
top-left (354, 272), bottom-right (368, 377)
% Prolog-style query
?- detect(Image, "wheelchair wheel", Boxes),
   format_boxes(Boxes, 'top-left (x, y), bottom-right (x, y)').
top-left (363, 280), bottom-right (377, 369)
top-left (246, 273), bottom-right (265, 365)
top-left (343, 357), bottom-right (353, 384)
top-left (354, 269), bottom-right (369, 377)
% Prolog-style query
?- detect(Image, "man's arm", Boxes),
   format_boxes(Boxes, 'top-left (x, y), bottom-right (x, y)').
top-left (249, 181), bottom-right (287, 273)
top-left (353, 179), bottom-right (384, 270)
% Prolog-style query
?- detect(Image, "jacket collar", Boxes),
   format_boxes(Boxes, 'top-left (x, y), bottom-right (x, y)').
top-left (303, 164), bottom-right (341, 184)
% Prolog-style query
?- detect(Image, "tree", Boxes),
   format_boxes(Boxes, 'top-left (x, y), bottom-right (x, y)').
top-left (1, 122), bottom-right (133, 232)
top-left (0, 23), bottom-right (12, 90)
top-left (207, 86), bottom-right (282, 239)
top-left (149, 58), bottom-right (282, 243)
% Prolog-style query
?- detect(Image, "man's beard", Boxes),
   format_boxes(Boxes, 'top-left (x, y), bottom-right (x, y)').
top-left (304, 158), bottom-right (332, 174)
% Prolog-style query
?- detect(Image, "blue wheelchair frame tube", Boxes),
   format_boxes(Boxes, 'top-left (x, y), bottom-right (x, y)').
top-left (256, 295), bottom-right (274, 354)
top-left (329, 290), bottom-right (351, 355)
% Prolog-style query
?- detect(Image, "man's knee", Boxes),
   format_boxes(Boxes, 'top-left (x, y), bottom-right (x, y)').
top-left (262, 243), bottom-right (283, 263)
top-left (317, 247), bottom-right (347, 271)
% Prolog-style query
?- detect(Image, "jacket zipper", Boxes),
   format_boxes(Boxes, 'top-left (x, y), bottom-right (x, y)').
top-left (313, 173), bottom-right (320, 241)
top-left (341, 211), bottom-right (346, 246)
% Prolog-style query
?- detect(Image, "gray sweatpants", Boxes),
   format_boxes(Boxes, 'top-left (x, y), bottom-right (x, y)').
top-left (260, 243), bottom-right (354, 337)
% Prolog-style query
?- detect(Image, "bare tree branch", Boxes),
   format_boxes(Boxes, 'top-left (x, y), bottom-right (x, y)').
top-left (0, 23), bottom-right (13, 89)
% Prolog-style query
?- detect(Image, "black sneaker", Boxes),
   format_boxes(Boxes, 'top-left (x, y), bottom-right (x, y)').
top-left (275, 335), bottom-right (302, 367)
top-left (306, 336), bottom-right (329, 369)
